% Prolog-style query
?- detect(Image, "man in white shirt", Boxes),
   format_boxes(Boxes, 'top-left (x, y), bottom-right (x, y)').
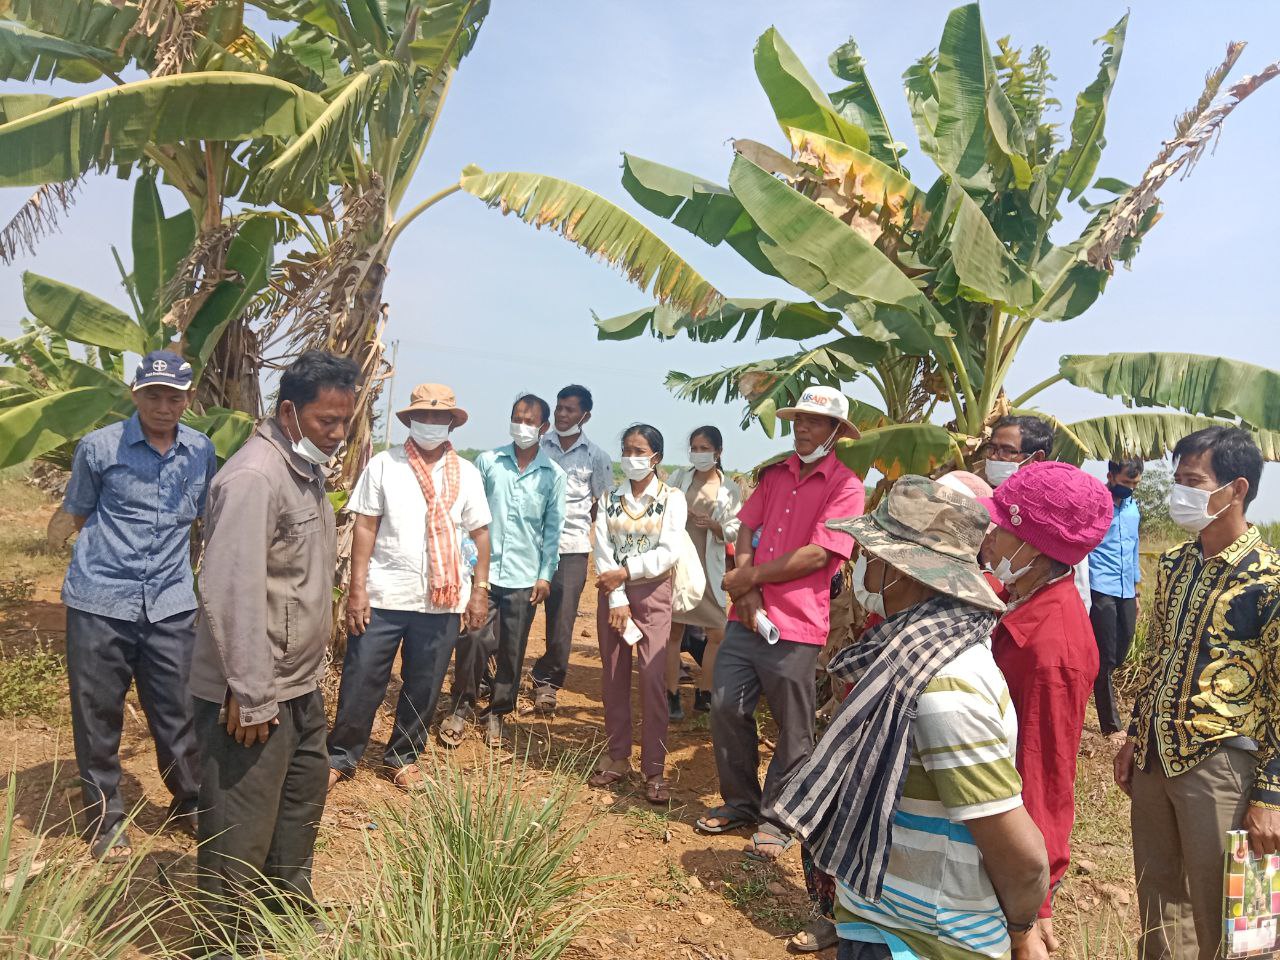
top-left (326, 383), bottom-right (491, 791)
top-left (526, 385), bottom-right (613, 714)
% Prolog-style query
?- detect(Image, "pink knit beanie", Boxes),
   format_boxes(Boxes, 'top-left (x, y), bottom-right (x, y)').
top-left (936, 470), bottom-right (993, 500)
top-left (977, 461), bottom-right (1112, 566)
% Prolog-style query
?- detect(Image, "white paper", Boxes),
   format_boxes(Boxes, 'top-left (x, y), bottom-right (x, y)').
top-left (622, 618), bottom-right (644, 646)
top-left (755, 610), bottom-right (780, 645)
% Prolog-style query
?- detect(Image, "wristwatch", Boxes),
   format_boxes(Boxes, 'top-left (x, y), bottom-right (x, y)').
top-left (1006, 917), bottom-right (1036, 934)
top-left (473, 580), bottom-right (490, 591)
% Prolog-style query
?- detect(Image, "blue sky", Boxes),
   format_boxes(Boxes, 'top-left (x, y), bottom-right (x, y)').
top-left (4, 2), bottom-right (1280, 514)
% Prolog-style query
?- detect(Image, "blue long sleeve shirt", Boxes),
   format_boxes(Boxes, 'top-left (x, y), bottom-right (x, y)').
top-left (475, 444), bottom-right (567, 589)
top-left (1088, 497), bottom-right (1141, 599)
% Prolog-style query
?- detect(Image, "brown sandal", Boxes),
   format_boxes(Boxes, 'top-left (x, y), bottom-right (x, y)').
top-left (645, 777), bottom-right (670, 805)
top-left (389, 764), bottom-right (427, 792)
top-left (588, 768), bottom-right (625, 788)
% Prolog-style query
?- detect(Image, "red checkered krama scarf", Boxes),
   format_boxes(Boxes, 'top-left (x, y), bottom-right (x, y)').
top-left (404, 440), bottom-right (462, 609)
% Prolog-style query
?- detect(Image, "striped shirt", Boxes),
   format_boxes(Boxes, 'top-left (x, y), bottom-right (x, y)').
top-left (836, 643), bottom-right (1023, 959)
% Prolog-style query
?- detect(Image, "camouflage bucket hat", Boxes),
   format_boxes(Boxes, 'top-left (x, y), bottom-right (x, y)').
top-left (827, 475), bottom-right (1005, 614)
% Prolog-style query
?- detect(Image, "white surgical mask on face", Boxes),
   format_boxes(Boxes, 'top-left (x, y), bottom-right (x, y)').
top-left (410, 421), bottom-right (450, 450)
top-left (621, 455), bottom-right (654, 482)
top-left (290, 407), bottom-right (336, 467)
top-left (984, 457), bottom-right (1027, 488)
top-left (990, 541), bottom-right (1034, 585)
top-left (1169, 482), bottom-right (1231, 533)
top-left (554, 415), bottom-right (585, 438)
top-left (689, 450), bottom-right (718, 472)
top-left (852, 552), bottom-right (899, 618)
top-left (510, 422), bottom-right (541, 449)
top-left (797, 427), bottom-right (839, 465)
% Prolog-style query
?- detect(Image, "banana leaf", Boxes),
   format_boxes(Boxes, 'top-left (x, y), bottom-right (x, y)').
top-left (460, 165), bottom-right (724, 319)
top-left (827, 38), bottom-right (902, 171)
top-left (594, 297), bottom-right (848, 345)
top-left (131, 175), bottom-right (195, 327)
top-left (22, 271), bottom-right (145, 354)
top-left (835, 421), bottom-right (964, 480)
top-left (184, 406), bottom-right (256, 462)
top-left (0, 19), bottom-right (119, 83)
top-left (0, 385), bottom-right (125, 469)
top-left (1060, 353), bottom-right (1280, 431)
top-left (1053, 411), bottom-right (1280, 464)
top-left (754, 27), bottom-right (869, 151)
top-left (184, 216), bottom-right (276, 364)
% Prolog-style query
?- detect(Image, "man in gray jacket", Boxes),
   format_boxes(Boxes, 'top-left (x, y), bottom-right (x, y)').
top-left (189, 351), bottom-right (357, 950)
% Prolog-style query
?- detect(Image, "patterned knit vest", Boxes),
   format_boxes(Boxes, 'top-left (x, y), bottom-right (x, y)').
top-left (604, 484), bottom-right (667, 565)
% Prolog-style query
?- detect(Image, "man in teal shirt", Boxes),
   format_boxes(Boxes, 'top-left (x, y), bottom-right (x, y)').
top-left (444, 394), bottom-right (566, 747)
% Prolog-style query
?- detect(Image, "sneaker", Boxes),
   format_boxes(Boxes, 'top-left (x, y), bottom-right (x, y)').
top-left (484, 714), bottom-right (509, 747)
top-left (693, 689), bottom-right (712, 713)
top-left (667, 690), bottom-right (685, 722)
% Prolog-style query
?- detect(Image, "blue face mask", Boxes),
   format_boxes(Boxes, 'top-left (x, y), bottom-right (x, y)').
top-left (1108, 483), bottom-right (1135, 501)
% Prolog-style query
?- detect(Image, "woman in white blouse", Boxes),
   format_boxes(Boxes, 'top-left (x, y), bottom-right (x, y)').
top-left (664, 426), bottom-right (742, 719)
top-left (591, 424), bottom-right (686, 803)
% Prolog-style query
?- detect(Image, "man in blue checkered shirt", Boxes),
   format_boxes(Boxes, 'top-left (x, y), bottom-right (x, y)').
top-left (60, 349), bottom-right (216, 860)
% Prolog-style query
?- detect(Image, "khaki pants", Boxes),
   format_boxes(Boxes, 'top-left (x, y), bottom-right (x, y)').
top-left (1132, 747), bottom-right (1255, 960)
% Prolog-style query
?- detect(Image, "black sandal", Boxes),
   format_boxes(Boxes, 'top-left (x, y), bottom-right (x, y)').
top-left (695, 806), bottom-right (753, 835)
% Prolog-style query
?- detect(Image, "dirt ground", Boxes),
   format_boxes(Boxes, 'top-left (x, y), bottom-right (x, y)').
top-left (0, 482), bottom-right (1139, 959)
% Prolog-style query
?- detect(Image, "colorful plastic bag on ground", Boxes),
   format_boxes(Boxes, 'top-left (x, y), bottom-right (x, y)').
top-left (1223, 829), bottom-right (1280, 957)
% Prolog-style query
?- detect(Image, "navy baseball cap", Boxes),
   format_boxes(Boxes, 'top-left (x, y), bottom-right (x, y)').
top-left (132, 350), bottom-right (193, 391)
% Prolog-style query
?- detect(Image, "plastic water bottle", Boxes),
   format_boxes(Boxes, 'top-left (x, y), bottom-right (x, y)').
top-left (461, 535), bottom-right (478, 570)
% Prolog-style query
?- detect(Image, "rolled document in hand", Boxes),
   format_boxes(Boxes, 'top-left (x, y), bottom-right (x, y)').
top-left (755, 610), bottom-right (780, 645)
top-left (623, 619), bottom-right (644, 646)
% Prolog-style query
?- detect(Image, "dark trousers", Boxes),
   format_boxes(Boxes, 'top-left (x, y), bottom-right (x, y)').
top-left (65, 607), bottom-right (199, 840)
top-left (195, 691), bottom-right (328, 944)
top-left (710, 621), bottom-right (820, 830)
top-left (452, 585), bottom-right (536, 717)
top-left (327, 607), bottom-right (459, 772)
top-left (1090, 590), bottom-right (1137, 734)
top-left (838, 939), bottom-right (891, 960)
top-left (530, 553), bottom-right (589, 690)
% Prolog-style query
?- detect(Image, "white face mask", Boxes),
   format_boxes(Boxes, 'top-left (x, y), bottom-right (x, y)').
top-left (410, 421), bottom-right (450, 450)
top-left (797, 427), bottom-right (839, 465)
top-left (510, 422), bottom-right (541, 449)
top-left (984, 457), bottom-right (1027, 488)
top-left (852, 552), bottom-right (899, 618)
top-left (989, 541), bottom-right (1034, 586)
top-left (1169, 482), bottom-right (1231, 533)
top-left (621, 455), bottom-right (655, 482)
top-left (290, 407), bottom-right (337, 467)
top-left (689, 450), bottom-right (718, 472)
top-left (554, 415), bottom-right (585, 438)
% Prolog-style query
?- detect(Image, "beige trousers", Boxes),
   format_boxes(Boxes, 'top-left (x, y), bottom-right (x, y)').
top-left (1132, 746), bottom-right (1255, 960)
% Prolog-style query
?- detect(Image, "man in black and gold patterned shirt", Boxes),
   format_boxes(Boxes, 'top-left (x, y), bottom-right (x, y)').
top-left (1115, 427), bottom-right (1280, 960)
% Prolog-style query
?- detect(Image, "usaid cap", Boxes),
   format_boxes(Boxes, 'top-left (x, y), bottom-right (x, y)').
top-left (132, 350), bottom-right (193, 391)
top-left (775, 385), bottom-right (860, 438)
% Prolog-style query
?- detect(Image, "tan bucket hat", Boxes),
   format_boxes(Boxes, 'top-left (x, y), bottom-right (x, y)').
top-left (775, 386), bottom-right (860, 439)
top-left (827, 475), bottom-right (1004, 613)
top-left (396, 383), bottom-right (469, 428)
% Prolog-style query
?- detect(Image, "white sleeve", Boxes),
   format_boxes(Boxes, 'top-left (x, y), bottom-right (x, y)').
top-left (459, 462), bottom-right (492, 532)
top-left (347, 456), bottom-right (384, 517)
top-left (625, 485), bottom-right (688, 583)
top-left (591, 491), bottom-right (627, 609)
top-left (1075, 557), bottom-right (1091, 612)
top-left (715, 475), bottom-right (743, 545)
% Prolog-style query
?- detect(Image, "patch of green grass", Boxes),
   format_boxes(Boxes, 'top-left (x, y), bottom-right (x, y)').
top-left (619, 801), bottom-right (686, 838)
top-left (0, 639), bottom-right (64, 719)
top-left (718, 860), bottom-right (804, 931)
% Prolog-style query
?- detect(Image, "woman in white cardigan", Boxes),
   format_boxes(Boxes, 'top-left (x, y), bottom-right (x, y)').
top-left (665, 426), bottom-right (742, 718)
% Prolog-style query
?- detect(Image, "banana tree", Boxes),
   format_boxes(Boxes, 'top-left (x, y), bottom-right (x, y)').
top-left (459, 6), bottom-right (1280, 478)
top-left (0, 175), bottom-right (258, 469)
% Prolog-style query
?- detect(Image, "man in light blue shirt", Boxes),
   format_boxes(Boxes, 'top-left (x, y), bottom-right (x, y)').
top-left (61, 350), bottom-right (216, 859)
top-left (445, 393), bottom-right (566, 747)
top-left (1088, 458), bottom-right (1143, 738)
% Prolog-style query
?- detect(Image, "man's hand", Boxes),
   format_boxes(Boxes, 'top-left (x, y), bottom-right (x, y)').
top-left (1113, 740), bottom-right (1136, 798)
top-left (597, 567), bottom-right (628, 593)
top-left (608, 604), bottom-right (632, 636)
top-left (346, 582), bottom-right (372, 636)
top-left (225, 696), bottom-right (278, 748)
top-left (530, 579), bottom-right (551, 605)
top-left (1245, 804), bottom-right (1280, 856)
top-left (732, 587), bottom-right (764, 630)
top-left (1010, 925), bottom-right (1049, 960)
top-left (466, 587), bottom-right (488, 632)
top-left (722, 565), bottom-right (757, 601)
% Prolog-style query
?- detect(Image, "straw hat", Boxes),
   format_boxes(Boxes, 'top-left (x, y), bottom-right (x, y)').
top-left (396, 383), bottom-right (468, 428)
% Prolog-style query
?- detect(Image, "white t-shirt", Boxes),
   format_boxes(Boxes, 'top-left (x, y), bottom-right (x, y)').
top-left (348, 446), bottom-right (491, 614)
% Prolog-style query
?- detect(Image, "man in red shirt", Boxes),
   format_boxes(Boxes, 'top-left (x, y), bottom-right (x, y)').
top-left (695, 387), bottom-right (865, 862)
top-left (979, 462), bottom-right (1113, 957)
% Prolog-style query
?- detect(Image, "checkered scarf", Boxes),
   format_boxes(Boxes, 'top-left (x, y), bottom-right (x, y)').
top-left (405, 440), bottom-right (462, 609)
top-left (771, 595), bottom-right (997, 902)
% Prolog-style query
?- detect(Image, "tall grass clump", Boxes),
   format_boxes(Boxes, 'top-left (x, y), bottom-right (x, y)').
top-left (215, 754), bottom-right (600, 959)
top-left (0, 774), bottom-right (168, 958)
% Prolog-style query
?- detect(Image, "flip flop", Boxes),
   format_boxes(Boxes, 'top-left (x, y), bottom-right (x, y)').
top-left (745, 827), bottom-right (796, 862)
top-left (695, 806), bottom-right (753, 835)
top-left (90, 829), bottom-right (133, 863)
top-left (789, 916), bottom-right (838, 953)
top-left (389, 764), bottom-right (427, 792)
top-left (588, 768), bottom-right (626, 788)
top-left (646, 778), bottom-right (670, 805)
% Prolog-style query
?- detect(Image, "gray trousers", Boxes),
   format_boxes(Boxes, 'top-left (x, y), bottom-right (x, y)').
top-left (1133, 746), bottom-right (1255, 960)
top-left (65, 607), bottom-right (200, 841)
top-left (710, 621), bottom-right (820, 830)
top-left (195, 690), bottom-right (328, 945)
top-left (530, 553), bottom-right (589, 690)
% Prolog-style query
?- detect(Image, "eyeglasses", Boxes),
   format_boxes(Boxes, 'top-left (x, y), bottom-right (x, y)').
top-left (981, 442), bottom-right (1024, 461)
